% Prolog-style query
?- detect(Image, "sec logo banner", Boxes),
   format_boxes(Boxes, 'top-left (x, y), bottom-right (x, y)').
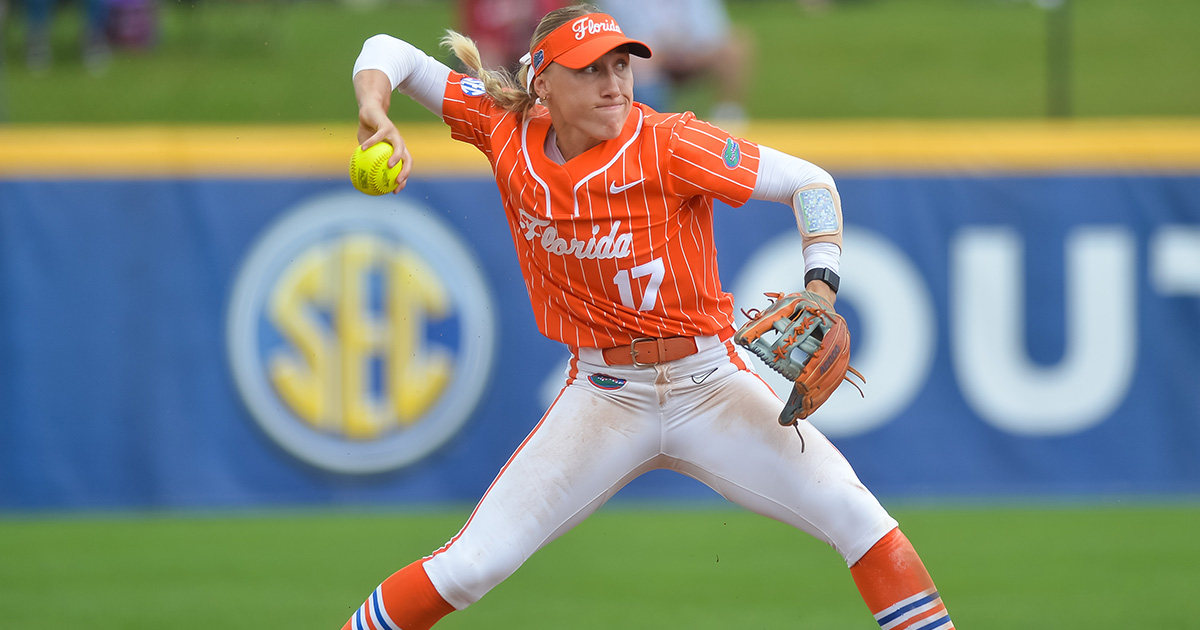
top-left (226, 192), bottom-right (496, 474)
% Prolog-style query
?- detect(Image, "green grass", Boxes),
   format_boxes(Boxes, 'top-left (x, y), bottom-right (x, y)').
top-left (1, 0), bottom-right (1198, 123)
top-left (2, 503), bottom-right (1198, 629)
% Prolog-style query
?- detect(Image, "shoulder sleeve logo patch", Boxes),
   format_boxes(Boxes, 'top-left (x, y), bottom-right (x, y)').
top-left (460, 77), bottom-right (486, 97)
top-left (722, 137), bottom-right (742, 169)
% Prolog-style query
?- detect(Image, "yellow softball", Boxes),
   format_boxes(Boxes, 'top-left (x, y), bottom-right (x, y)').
top-left (349, 142), bottom-right (404, 196)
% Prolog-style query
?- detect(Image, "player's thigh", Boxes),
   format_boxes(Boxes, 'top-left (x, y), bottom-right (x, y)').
top-left (667, 370), bottom-right (896, 565)
top-left (424, 380), bottom-right (661, 606)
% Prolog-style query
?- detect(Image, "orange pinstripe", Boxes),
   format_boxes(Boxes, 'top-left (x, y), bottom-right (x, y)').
top-left (442, 71), bottom-right (760, 348)
top-left (721, 337), bottom-right (750, 372)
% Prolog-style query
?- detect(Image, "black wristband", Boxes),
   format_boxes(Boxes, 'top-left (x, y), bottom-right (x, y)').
top-left (804, 267), bottom-right (841, 294)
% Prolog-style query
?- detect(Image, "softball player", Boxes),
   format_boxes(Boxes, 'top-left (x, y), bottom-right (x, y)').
top-left (343, 5), bottom-right (954, 630)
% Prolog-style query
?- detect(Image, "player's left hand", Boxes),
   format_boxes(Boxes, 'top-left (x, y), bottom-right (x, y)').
top-left (804, 278), bottom-right (837, 310)
top-left (734, 290), bottom-right (864, 425)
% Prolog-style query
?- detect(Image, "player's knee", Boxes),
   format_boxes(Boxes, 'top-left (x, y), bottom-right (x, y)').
top-left (797, 478), bottom-right (898, 566)
top-left (427, 542), bottom-right (527, 607)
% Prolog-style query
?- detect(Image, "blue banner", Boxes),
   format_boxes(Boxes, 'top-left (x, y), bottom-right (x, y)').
top-left (1, 173), bottom-right (1198, 509)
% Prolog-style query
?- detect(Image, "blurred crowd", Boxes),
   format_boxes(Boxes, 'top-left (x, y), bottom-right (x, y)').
top-left (2, 0), bottom-right (157, 75)
top-left (1, 0), bottom-right (834, 119)
top-left (460, 0), bottom-right (754, 125)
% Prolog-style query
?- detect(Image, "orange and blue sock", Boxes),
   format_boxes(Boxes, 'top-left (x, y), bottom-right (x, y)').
top-left (850, 528), bottom-right (954, 630)
top-left (342, 560), bottom-right (455, 630)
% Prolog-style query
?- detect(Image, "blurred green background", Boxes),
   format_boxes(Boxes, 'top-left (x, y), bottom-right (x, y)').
top-left (2, 0), bottom-right (1198, 123)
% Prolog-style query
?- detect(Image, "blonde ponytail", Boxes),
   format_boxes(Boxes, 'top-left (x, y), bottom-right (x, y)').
top-left (440, 30), bottom-right (538, 115)
top-left (440, 4), bottom-right (602, 117)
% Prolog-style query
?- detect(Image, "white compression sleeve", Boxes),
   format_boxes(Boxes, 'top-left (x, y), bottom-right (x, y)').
top-left (751, 145), bottom-right (842, 274)
top-left (352, 34), bottom-right (452, 118)
top-left (751, 145), bottom-right (836, 203)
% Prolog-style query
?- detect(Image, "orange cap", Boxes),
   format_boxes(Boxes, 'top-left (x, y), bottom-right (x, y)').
top-left (528, 13), bottom-right (652, 80)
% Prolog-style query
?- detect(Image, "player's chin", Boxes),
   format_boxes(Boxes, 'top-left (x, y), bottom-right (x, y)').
top-left (593, 104), bottom-right (630, 138)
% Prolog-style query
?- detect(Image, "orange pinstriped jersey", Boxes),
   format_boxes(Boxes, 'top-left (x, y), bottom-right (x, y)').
top-left (442, 71), bottom-right (761, 348)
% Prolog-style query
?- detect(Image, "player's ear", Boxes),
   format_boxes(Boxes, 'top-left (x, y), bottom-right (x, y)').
top-left (533, 73), bottom-right (550, 102)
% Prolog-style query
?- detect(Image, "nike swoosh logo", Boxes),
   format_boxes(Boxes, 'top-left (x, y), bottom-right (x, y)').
top-left (691, 367), bottom-right (719, 384)
top-left (608, 179), bottom-right (645, 194)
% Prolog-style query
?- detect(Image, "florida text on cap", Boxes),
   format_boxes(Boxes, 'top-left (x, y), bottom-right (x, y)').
top-left (526, 13), bottom-right (653, 81)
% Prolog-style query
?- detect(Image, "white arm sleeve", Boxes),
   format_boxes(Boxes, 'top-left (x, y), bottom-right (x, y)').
top-left (751, 145), bottom-right (842, 274)
top-left (352, 34), bottom-right (453, 118)
top-left (751, 145), bottom-right (835, 203)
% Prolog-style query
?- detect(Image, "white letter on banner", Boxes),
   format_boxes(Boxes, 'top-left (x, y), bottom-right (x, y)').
top-left (1150, 226), bottom-right (1200, 296)
top-left (952, 226), bottom-right (1136, 436)
top-left (732, 227), bottom-right (935, 438)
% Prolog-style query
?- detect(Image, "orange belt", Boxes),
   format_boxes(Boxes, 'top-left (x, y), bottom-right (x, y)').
top-left (601, 336), bottom-right (700, 366)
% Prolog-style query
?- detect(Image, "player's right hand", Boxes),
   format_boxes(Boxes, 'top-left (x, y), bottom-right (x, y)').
top-left (357, 105), bottom-right (413, 192)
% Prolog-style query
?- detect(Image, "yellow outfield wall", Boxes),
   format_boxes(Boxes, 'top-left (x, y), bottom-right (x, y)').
top-left (2, 118), bottom-right (1200, 178)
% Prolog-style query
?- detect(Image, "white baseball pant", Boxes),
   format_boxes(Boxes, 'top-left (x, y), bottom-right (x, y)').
top-left (423, 334), bottom-right (898, 610)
